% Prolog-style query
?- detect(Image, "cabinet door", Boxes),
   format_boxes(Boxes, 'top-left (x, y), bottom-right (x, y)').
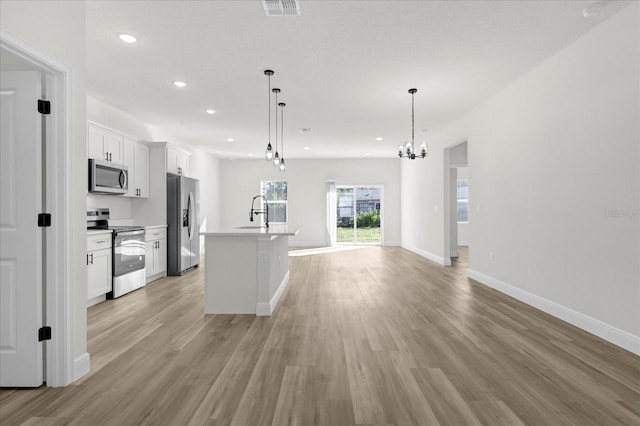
top-left (87, 249), bottom-right (112, 299)
top-left (166, 146), bottom-right (178, 174)
top-left (87, 123), bottom-right (108, 161)
top-left (135, 143), bottom-right (149, 197)
top-left (145, 240), bottom-right (156, 276)
top-left (156, 238), bottom-right (167, 274)
top-left (176, 151), bottom-right (189, 176)
top-left (106, 132), bottom-right (124, 164)
top-left (123, 138), bottom-right (136, 197)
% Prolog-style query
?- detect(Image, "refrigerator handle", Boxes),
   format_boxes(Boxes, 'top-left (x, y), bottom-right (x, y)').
top-left (187, 191), bottom-right (194, 239)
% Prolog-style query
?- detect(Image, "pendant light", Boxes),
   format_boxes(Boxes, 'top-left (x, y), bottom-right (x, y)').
top-left (397, 88), bottom-right (428, 159)
top-left (278, 102), bottom-right (286, 171)
top-left (264, 70), bottom-right (274, 160)
top-left (272, 88), bottom-right (281, 166)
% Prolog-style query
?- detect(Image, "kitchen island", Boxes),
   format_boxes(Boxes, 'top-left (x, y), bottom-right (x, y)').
top-left (201, 225), bottom-right (301, 316)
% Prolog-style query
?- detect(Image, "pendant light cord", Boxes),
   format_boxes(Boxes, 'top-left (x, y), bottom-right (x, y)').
top-left (268, 74), bottom-right (271, 145)
top-left (274, 90), bottom-right (279, 153)
top-left (411, 90), bottom-right (415, 148)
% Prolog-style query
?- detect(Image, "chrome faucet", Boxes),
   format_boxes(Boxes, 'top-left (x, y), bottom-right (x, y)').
top-left (249, 195), bottom-right (269, 228)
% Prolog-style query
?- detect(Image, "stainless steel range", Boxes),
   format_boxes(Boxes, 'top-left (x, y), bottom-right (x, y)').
top-left (87, 209), bottom-right (146, 298)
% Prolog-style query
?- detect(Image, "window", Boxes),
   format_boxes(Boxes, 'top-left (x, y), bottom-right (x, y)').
top-left (261, 180), bottom-right (288, 224)
top-left (457, 178), bottom-right (469, 223)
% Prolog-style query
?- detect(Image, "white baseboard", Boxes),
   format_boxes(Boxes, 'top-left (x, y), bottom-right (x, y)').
top-left (146, 271), bottom-right (166, 284)
top-left (256, 271), bottom-right (290, 316)
top-left (384, 241), bottom-right (401, 247)
top-left (289, 240), bottom-right (325, 247)
top-left (458, 241), bottom-right (469, 247)
top-left (86, 295), bottom-right (105, 308)
top-left (401, 244), bottom-right (449, 266)
top-left (468, 269), bottom-right (640, 355)
top-left (73, 352), bottom-right (90, 382)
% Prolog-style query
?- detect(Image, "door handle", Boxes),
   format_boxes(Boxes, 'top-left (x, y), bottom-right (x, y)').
top-left (90, 253), bottom-right (94, 265)
top-left (86, 254), bottom-right (89, 265)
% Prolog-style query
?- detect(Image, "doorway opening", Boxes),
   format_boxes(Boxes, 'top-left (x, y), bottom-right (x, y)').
top-left (336, 185), bottom-right (382, 245)
top-left (443, 140), bottom-right (469, 267)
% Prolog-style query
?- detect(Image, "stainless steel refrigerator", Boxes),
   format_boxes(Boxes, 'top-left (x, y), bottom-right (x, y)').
top-left (167, 173), bottom-right (199, 275)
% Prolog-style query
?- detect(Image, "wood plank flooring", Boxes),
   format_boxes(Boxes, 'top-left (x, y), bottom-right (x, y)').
top-left (1, 246), bottom-right (639, 425)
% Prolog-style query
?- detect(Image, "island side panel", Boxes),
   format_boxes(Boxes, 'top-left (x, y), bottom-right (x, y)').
top-left (204, 235), bottom-right (258, 314)
top-left (255, 235), bottom-right (290, 315)
top-left (268, 235), bottom-right (289, 305)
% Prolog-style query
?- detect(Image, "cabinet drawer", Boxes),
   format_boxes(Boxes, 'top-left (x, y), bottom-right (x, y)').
top-left (87, 233), bottom-right (112, 251)
top-left (145, 228), bottom-right (167, 242)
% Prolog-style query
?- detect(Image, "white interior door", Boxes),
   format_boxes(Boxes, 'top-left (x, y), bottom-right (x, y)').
top-left (0, 71), bottom-right (44, 387)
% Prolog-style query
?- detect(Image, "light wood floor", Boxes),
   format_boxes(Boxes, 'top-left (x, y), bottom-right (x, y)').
top-left (1, 246), bottom-right (639, 425)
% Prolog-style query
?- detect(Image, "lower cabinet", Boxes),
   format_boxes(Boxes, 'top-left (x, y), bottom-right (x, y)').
top-left (145, 227), bottom-right (167, 283)
top-left (87, 233), bottom-right (112, 301)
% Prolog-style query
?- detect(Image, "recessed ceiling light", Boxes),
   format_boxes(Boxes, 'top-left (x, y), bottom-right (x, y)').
top-left (365, 153), bottom-right (371, 156)
top-left (248, 153), bottom-right (254, 157)
top-left (304, 147), bottom-right (310, 150)
top-left (173, 80), bottom-right (187, 88)
top-left (206, 109), bottom-right (216, 115)
top-left (227, 138), bottom-right (235, 142)
top-left (376, 137), bottom-right (383, 141)
top-left (118, 33), bottom-right (137, 43)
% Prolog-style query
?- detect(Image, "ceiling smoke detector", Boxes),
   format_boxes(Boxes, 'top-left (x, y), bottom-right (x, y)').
top-left (262, 0), bottom-right (300, 16)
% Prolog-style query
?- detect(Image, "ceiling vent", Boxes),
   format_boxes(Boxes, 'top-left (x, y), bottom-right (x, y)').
top-left (262, 0), bottom-right (300, 16)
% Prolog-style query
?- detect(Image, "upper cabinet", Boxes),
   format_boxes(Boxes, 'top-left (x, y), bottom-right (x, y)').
top-left (123, 137), bottom-right (149, 198)
top-left (87, 122), bottom-right (149, 198)
top-left (166, 144), bottom-right (191, 176)
top-left (87, 123), bottom-right (124, 164)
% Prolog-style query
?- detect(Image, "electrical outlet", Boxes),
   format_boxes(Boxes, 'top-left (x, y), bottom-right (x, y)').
top-left (434, 205), bottom-right (438, 213)
top-left (489, 250), bottom-right (494, 261)
top-left (476, 204), bottom-right (481, 213)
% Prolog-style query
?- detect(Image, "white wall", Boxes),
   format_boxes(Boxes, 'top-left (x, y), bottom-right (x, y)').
top-left (219, 159), bottom-right (401, 246)
top-left (402, 4), bottom-right (639, 347)
top-left (1, 0), bottom-right (88, 372)
top-left (86, 96), bottom-right (222, 231)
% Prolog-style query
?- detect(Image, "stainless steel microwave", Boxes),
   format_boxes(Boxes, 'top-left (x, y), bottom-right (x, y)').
top-left (88, 158), bottom-right (128, 194)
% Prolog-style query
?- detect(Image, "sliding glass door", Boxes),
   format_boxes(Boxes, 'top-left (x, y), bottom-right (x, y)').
top-left (336, 186), bottom-right (382, 244)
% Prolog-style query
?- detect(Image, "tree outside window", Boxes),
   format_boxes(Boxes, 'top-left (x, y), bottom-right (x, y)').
top-left (261, 180), bottom-right (288, 223)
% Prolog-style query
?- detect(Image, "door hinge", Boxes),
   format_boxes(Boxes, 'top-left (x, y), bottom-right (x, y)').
top-left (38, 213), bottom-right (52, 227)
top-left (38, 99), bottom-right (51, 115)
top-left (38, 326), bottom-right (52, 342)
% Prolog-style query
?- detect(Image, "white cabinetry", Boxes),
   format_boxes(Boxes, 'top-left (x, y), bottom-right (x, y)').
top-left (123, 137), bottom-right (149, 198)
top-left (87, 122), bottom-right (124, 164)
top-left (87, 232), bottom-right (112, 302)
top-left (145, 227), bottom-right (167, 283)
top-left (166, 145), bottom-right (190, 176)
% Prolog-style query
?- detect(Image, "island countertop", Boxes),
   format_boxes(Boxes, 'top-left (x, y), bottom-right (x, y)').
top-left (202, 225), bottom-right (302, 237)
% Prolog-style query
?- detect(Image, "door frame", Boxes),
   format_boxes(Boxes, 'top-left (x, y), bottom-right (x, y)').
top-left (443, 138), bottom-right (468, 267)
top-left (336, 184), bottom-right (384, 246)
top-left (1, 28), bottom-right (73, 387)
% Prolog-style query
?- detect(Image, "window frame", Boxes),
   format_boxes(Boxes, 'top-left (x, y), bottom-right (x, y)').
top-left (260, 180), bottom-right (288, 225)
top-left (456, 178), bottom-right (469, 224)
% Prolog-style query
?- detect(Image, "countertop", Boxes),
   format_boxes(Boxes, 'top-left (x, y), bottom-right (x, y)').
top-left (145, 224), bottom-right (168, 230)
top-left (202, 225), bottom-right (302, 237)
top-left (87, 229), bottom-right (112, 236)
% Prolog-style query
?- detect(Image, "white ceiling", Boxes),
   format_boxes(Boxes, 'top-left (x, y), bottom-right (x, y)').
top-left (86, 0), bottom-right (629, 159)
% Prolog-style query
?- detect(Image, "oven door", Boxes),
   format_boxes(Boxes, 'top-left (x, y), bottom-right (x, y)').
top-left (113, 230), bottom-right (145, 277)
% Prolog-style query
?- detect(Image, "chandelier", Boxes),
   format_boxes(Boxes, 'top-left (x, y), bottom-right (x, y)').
top-left (398, 88), bottom-right (428, 159)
